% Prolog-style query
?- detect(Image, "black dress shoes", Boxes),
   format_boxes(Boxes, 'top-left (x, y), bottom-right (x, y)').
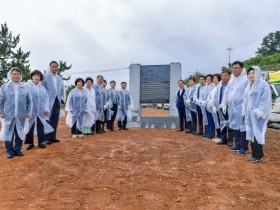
top-left (26, 144), bottom-right (34, 150)
top-left (51, 138), bottom-right (60, 143)
top-left (185, 129), bottom-right (191, 133)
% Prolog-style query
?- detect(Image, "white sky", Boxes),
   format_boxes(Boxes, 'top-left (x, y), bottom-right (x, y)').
top-left (1, 0), bottom-right (279, 87)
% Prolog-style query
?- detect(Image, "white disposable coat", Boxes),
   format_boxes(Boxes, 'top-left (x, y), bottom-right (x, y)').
top-left (117, 89), bottom-right (132, 121)
top-left (242, 66), bottom-right (271, 144)
top-left (0, 81), bottom-right (32, 141)
top-left (221, 69), bottom-right (248, 131)
top-left (65, 88), bottom-right (89, 131)
top-left (25, 80), bottom-right (54, 135)
top-left (41, 71), bottom-right (65, 117)
top-left (84, 87), bottom-right (96, 124)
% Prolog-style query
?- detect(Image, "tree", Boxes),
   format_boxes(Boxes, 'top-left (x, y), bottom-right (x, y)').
top-left (58, 61), bottom-right (72, 81)
top-left (244, 53), bottom-right (280, 71)
top-left (221, 66), bottom-right (232, 74)
top-left (0, 22), bottom-right (31, 84)
top-left (66, 84), bottom-right (75, 100)
top-left (184, 71), bottom-right (203, 85)
top-left (10, 47), bottom-right (31, 81)
top-left (256, 31), bottom-right (280, 56)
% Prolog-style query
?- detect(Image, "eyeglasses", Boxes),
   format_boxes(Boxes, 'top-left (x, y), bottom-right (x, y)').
top-left (232, 67), bottom-right (241, 70)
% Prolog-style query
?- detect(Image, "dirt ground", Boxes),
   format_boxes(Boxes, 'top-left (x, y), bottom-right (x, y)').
top-left (0, 108), bottom-right (279, 209)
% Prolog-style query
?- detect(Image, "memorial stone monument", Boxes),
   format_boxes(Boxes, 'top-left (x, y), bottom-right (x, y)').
top-left (128, 63), bottom-right (182, 129)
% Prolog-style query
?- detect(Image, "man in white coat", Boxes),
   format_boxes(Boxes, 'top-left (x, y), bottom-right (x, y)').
top-left (220, 61), bottom-right (249, 155)
top-left (41, 61), bottom-right (65, 144)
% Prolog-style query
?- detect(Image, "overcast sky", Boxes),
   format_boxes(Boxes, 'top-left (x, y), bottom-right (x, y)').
top-left (1, 0), bottom-right (279, 86)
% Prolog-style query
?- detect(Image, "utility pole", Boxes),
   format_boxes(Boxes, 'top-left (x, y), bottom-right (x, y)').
top-left (226, 46), bottom-right (233, 69)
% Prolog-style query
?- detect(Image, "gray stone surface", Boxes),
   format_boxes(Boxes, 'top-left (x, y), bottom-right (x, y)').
top-left (128, 63), bottom-right (182, 129)
top-left (129, 64), bottom-right (141, 122)
top-left (169, 63), bottom-right (182, 116)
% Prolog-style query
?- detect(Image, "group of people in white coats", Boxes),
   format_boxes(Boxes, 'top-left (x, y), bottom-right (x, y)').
top-left (176, 61), bottom-right (271, 163)
top-left (0, 61), bottom-right (133, 158)
top-left (0, 61), bottom-right (64, 158)
top-left (66, 75), bottom-right (133, 138)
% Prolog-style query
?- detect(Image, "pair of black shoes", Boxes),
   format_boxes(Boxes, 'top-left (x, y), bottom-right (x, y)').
top-left (195, 131), bottom-right (203, 135)
top-left (26, 142), bottom-right (47, 150)
top-left (7, 150), bottom-right (24, 158)
top-left (118, 127), bottom-right (128, 130)
top-left (96, 130), bottom-right (103, 134)
top-left (46, 138), bottom-right (61, 145)
top-left (185, 129), bottom-right (191, 133)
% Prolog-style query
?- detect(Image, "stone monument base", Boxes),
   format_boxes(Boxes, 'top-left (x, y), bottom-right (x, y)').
top-left (127, 116), bottom-right (180, 129)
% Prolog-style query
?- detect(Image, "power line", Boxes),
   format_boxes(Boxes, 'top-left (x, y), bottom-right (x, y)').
top-left (60, 67), bottom-right (129, 75)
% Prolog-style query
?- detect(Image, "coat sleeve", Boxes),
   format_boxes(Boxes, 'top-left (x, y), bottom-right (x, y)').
top-left (44, 88), bottom-right (50, 112)
top-left (242, 85), bottom-right (249, 116)
top-left (26, 86), bottom-right (33, 115)
top-left (65, 90), bottom-right (74, 111)
top-left (0, 85), bottom-right (5, 115)
top-left (220, 84), bottom-right (229, 107)
top-left (60, 78), bottom-right (65, 104)
top-left (253, 83), bottom-right (272, 119)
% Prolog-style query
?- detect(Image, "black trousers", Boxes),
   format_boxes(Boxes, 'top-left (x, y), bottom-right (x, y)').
top-left (177, 107), bottom-right (187, 130)
top-left (46, 97), bottom-right (60, 140)
top-left (102, 109), bottom-right (108, 131)
top-left (220, 108), bottom-right (229, 141)
top-left (71, 120), bottom-right (82, 135)
top-left (95, 108), bottom-right (103, 133)
top-left (196, 105), bottom-right (203, 133)
top-left (118, 116), bottom-right (127, 129)
top-left (251, 138), bottom-right (263, 159)
top-left (5, 126), bottom-right (22, 152)
top-left (25, 117), bottom-right (45, 145)
top-left (190, 111), bottom-right (197, 133)
top-left (108, 103), bottom-right (118, 130)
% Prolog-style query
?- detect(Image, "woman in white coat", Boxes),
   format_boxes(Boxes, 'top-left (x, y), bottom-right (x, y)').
top-left (66, 78), bottom-right (88, 138)
top-left (25, 70), bottom-right (54, 150)
top-left (83, 77), bottom-right (96, 135)
top-left (242, 66), bottom-right (271, 162)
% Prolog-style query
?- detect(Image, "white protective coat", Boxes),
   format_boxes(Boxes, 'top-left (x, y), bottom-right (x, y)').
top-left (117, 89), bottom-right (133, 121)
top-left (207, 82), bottom-right (221, 129)
top-left (25, 80), bottom-right (54, 135)
top-left (84, 87), bottom-right (96, 124)
top-left (200, 83), bottom-right (214, 125)
top-left (242, 66), bottom-right (271, 144)
top-left (41, 70), bottom-right (65, 118)
top-left (0, 78), bottom-right (32, 141)
top-left (221, 69), bottom-right (248, 131)
top-left (65, 88), bottom-right (90, 131)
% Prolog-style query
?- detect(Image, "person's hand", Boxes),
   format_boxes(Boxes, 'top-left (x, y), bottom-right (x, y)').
top-left (0, 114), bottom-right (5, 118)
top-left (44, 111), bottom-right (49, 116)
top-left (61, 104), bottom-right (65, 109)
top-left (222, 106), bottom-right (227, 115)
top-left (25, 114), bottom-right (31, 118)
top-left (201, 101), bottom-right (207, 107)
top-left (213, 107), bottom-right (217, 113)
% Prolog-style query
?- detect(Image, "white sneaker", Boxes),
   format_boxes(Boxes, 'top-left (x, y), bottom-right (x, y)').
top-left (72, 134), bottom-right (78, 138)
top-left (79, 134), bottom-right (85, 138)
top-left (215, 138), bottom-right (222, 143)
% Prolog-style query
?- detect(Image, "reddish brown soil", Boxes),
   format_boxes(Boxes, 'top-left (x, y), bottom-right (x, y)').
top-left (0, 108), bottom-right (279, 209)
top-left (141, 108), bottom-right (169, 116)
